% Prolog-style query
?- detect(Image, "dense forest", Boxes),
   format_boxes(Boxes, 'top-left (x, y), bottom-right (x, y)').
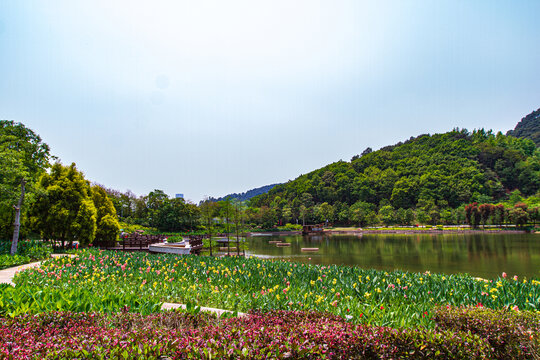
top-left (507, 108), bottom-right (540, 147)
top-left (247, 128), bottom-right (540, 226)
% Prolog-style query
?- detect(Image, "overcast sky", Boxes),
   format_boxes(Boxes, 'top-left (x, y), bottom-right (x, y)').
top-left (1, 1), bottom-right (539, 202)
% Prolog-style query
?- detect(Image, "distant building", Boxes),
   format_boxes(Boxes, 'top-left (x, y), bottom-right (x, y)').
top-left (175, 193), bottom-right (184, 199)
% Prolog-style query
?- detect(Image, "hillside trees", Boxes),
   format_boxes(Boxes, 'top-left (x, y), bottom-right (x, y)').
top-left (249, 129), bottom-right (540, 226)
top-left (507, 107), bottom-right (540, 146)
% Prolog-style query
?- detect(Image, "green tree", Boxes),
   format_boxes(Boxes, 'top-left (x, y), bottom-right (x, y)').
top-left (91, 185), bottom-right (120, 247)
top-left (509, 204), bottom-right (529, 228)
top-left (0, 121), bottom-right (52, 253)
top-left (378, 205), bottom-right (396, 226)
top-left (317, 202), bottom-right (334, 224)
top-left (32, 163), bottom-right (97, 248)
top-left (282, 205), bottom-right (293, 224)
top-left (259, 206), bottom-right (276, 229)
top-left (415, 210), bottom-right (431, 225)
top-left (349, 201), bottom-right (377, 227)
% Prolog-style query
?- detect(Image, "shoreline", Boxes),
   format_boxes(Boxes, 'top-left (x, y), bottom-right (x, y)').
top-left (247, 228), bottom-right (532, 236)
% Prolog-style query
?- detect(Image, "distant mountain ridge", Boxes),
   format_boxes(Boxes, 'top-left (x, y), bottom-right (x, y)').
top-left (212, 184), bottom-right (280, 202)
top-left (507, 108), bottom-right (540, 146)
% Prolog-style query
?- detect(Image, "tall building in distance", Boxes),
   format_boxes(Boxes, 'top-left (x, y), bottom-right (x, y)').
top-left (175, 193), bottom-right (184, 199)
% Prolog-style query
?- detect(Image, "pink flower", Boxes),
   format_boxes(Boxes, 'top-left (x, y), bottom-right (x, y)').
top-left (502, 272), bottom-right (507, 278)
top-left (513, 275), bottom-right (518, 281)
top-left (512, 305), bottom-right (519, 311)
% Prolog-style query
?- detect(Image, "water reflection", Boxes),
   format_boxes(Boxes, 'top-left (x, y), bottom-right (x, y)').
top-left (246, 233), bottom-right (540, 279)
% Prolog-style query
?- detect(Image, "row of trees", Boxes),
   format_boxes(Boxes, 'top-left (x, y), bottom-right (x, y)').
top-left (0, 121), bottom-right (119, 251)
top-left (103, 188), bottom-right (200, 232)
top-left (465, 202), bottom-right (539, 228)
top-left (32, 163), bottom-right (120, 248)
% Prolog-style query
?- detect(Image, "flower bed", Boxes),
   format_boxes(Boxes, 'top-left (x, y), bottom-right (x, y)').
top-left (4, 250), bottom-right (539, 327)
top-left (0, 309), bottom-right (507, 359)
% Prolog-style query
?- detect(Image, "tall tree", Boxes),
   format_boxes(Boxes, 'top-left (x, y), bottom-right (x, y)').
top-left (91, 185), bottom-right (120, 247)
top-left (32, 163), bottom-right (97, 248)
top-left (0, 121), bottom-right (52, 253)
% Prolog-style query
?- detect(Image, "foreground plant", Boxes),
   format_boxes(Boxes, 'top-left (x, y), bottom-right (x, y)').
top-left (6, 249), bottom-right (539, 327)
top-left (0, 309), bottom-right (505, 359)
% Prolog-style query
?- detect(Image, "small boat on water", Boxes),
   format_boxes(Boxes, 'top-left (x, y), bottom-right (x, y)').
top-left (276, 243), bottom-right (291, 247)
top-left (301, 248), bottom-right (319, 252)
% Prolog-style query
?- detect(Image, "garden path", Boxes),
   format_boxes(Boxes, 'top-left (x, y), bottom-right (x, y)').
top-left (0, 254), bottom-right (75, 286)
top-left (161, 302), bottom-right (246, 317)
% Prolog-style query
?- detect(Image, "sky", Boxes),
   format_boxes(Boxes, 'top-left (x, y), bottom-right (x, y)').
top-left (1, 1), bottom-right (539, 202)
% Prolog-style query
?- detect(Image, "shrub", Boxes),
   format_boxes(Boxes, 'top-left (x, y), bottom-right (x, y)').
top-left (0, 310), bottom-right (495, 359)
top-left (0, 254), bottom-right (31, 270)
top-left (434, 306), bottom-right (540, 359)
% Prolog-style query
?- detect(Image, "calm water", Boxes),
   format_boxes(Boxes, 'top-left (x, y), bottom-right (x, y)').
top-left (245, 233), bottom-right (540, 279)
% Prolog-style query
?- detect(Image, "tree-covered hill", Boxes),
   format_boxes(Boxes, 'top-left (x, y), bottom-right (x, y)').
top-left (507, 108), bottom-right (540, 147)
top-left (249, 129), bottom-right (540, 220)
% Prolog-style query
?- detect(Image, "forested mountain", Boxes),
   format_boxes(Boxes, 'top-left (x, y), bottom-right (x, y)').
top-left (249, 129), bottom-right (540, 224)
top-left (507, 108), bottom-right (540, 147)
top-left (210, 184), bottom-right (279, 202)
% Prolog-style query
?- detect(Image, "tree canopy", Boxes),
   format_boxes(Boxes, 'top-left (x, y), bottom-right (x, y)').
top-left (31, 163), bottom-right (97, 247)
top-left (0, 120), bottom-right (52, 241)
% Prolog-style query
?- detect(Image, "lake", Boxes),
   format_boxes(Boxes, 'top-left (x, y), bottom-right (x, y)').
top-left (245, 232), bottom-right (540, 279)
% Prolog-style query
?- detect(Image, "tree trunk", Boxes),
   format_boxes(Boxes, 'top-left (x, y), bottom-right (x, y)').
top-left (10, 178), bottom-right (26, 255)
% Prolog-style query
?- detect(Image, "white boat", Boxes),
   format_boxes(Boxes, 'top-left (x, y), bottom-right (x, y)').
top-left (148, 242), bottom-right (192, 255)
